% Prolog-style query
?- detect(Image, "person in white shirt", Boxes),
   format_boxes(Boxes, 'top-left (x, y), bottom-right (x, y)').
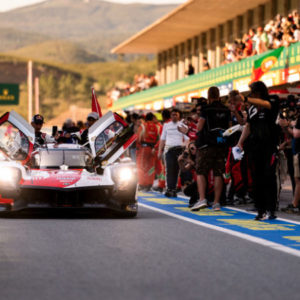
top-left (158, 109), bottom-right (189, 197)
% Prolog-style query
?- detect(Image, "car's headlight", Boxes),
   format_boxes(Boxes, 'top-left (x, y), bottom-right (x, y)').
top-left (118, 167), bottom-right (133, 182)
top-left (113, 167), bottom-right (135, 184)
top-left (0, 167), bottom-right (21, 185)
top-left (0, 152), bottom-right (7, 161)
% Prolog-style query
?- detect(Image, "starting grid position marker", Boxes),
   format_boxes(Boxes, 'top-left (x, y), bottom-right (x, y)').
top-left (138, 191), bottom-right (300, 257)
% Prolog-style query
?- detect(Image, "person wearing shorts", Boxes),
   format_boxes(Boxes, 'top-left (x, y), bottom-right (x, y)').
top-left (191, 86), bottom-right (231, 211)
top-left (196, 146), bottom-right (227, 178)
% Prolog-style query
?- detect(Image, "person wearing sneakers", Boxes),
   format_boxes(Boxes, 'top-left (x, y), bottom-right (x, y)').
top-left (158, 109), bottom-right (189, 198)
top-left (192, 86), bottom-right (231, 211)
top-left (236, 81), bottom-right (279, 220)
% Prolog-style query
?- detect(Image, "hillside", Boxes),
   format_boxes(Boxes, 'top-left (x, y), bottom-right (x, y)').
top-left (0, 0), bottom-right (176, 59)
top-left (6, 40), bottom-right (103, 64)
top-left (0, 54), bottom-right (156, 120)
top-left (0, 27), bottom-right (48, 52)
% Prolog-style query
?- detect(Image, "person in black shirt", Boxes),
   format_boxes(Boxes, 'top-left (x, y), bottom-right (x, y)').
top-left (237, 81), bottom-right (279, 220)
top-left (185, 64), bottom-right (195, 76)
top-left (31, 114), bottom-right (57, 146)
top-left (80, 112), bottom-right (99, 146)
top-left (291, 116), bottom-right (300, 212)
top-left (281, 115), bottom-right (300, 213)
top-left (192, 86), bottom-right (231, 211)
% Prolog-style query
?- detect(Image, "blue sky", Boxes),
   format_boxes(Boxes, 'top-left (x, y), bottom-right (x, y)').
top-left (0, 0), bottom-right (187, 12)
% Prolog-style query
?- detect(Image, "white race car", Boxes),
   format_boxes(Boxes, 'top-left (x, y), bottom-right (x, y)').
top-left (0, 110), bottom-right (138, 217)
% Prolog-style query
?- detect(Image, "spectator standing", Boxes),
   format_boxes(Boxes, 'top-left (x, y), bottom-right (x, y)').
top-left (289, 113), bottom-right (300, 211)
top-left (162, 109), bottom-right (171, 123)
top-left (192, 86), bottom-right (231, 211)
top-left (228, 90), bottom-right (246, 126)
top-left (31, 114), bottom-right (57, 145)
top-left (237, 81), bottom-right (280, 220)
top-left (186, 64), bottom-right (195, 76)
top-left (129, 113), bottom-right (140, 162)
top-left (202, 57), bottom-right (210, 71)
top-left (158, 109), bottom-right (189, 197)
top-left (80, 112), bottom-right (99, 146)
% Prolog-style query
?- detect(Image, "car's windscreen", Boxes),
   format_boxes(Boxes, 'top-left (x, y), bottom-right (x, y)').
top-left (0, 121), bottom-right (30, 161)
top-left (95, 121), bottom-right (124, 156)
top-left (39, 149), bottom-right (86, 168)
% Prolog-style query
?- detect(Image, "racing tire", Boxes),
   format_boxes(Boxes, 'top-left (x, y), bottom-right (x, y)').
top-left (115, 201), bottom-right (138, 218)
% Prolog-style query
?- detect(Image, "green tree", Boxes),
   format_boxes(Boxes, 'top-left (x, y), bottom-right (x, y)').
top-left (39, 73), bottom-right (59, 98)
top-left (59, 74), bottom-right (75, 100)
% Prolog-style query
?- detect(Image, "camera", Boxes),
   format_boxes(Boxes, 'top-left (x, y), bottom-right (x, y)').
top-left (278, 95), bottom-right (300, 121)
top-left (183, 151), bottom-right (189, 159)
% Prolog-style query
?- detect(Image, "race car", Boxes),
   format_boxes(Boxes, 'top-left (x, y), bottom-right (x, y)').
top-left (0, 110), bottom-right (138, 217)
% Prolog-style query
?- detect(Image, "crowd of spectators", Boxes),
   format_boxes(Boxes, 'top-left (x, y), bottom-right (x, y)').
top-left (107, 11), bottom-right (299, 104)
top-left (125, 82), bottom-right (300, 219)
top-left (107, 74), bottom-right (158, 103)
top-left (222, 10), bottom-right (300, 64)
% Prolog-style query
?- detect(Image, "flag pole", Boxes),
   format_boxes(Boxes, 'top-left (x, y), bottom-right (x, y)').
top-left (27, 60), bottom-right (33, 122)
top-left (34, 77), bottom-right (39, 114)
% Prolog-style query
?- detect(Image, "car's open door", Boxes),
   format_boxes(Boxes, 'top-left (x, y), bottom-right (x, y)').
top-left (0, 111), bottom-right (35, 165)
top-left (88, 111), bottom-right (136, 166)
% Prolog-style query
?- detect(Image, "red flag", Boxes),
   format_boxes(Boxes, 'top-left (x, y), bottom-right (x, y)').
top-left (91, 88), bottom-right (102, 117)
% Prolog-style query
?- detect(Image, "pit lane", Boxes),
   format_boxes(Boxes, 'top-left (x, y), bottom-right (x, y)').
top-left (0, 202), bottom-right (299, 300)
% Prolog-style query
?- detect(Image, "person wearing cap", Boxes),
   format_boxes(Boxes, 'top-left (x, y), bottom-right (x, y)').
top-left (31, 114), bottom-right (56, 146)
top-left (80, 112), bottom-right (99, 146)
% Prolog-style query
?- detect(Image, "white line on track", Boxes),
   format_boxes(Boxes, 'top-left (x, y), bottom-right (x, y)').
top-left (139, 202), bottom-right (300, 258)
top-left (149, 192), bottom-right (300, 225)
top-left (227, 206), bottom-right (300, 225)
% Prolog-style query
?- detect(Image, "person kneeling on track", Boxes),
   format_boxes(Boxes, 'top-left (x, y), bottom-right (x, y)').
top-left (178, 141), bottom-right (198, 207)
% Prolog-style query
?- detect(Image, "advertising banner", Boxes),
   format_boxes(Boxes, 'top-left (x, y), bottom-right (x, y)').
top-left (0, 84), bottom-right (19, 105)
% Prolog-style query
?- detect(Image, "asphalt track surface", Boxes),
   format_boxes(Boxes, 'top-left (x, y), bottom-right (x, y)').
top-left (0, 197), bottom-right (300, 300)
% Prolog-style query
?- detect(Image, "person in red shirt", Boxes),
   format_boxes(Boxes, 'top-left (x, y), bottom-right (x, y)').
top-left (136, 113), bottom-right (160, 191)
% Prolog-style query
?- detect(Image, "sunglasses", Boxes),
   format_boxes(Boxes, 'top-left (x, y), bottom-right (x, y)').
top-left (87, 117), bottom-right (96, 121)
top-left (190, 147), bottom-right (196, 151)
top-left (34, 121), bottom-right (43, 125)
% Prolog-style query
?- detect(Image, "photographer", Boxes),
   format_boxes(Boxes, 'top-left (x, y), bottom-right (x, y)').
top-left (288, 114), bottom-right (300, 212)
top-left (178, 142), bottom-right (198, 207)
top-left (279, 97), bottom-right (300, 213)
top-left (278, 99), bottom-right (297, 194)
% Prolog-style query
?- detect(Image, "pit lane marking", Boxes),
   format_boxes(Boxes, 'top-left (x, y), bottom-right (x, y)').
top-left (138, 192), bottom-right (300, 258)
top-left (175, 207), bottom-right (234, 216)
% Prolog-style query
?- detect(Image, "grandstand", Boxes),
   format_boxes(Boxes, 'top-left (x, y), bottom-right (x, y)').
top-left (111, 0), bottom-right (300, 111)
